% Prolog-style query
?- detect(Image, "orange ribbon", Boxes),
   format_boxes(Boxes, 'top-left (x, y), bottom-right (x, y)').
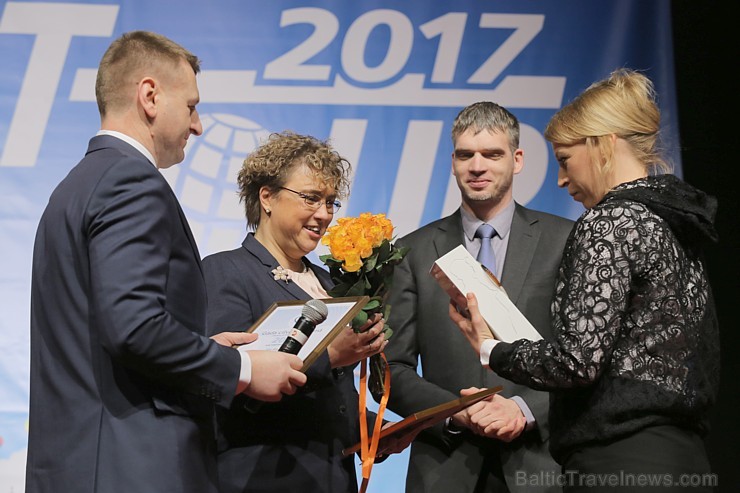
top-left (358, 351), bottom-right (391, 493)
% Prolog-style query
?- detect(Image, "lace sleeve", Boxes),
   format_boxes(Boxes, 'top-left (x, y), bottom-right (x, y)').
top-left (492, 202), bottom-right (653, 390)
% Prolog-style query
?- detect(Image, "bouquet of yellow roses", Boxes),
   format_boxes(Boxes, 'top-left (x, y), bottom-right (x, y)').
top-left (320, 212), bottom-right (410, 395)
top-left (321, 212), bottom-right (409, 490)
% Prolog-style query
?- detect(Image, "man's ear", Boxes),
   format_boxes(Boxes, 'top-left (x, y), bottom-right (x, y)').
top-left (138, 77), bottom-right (158, 120)
top-left (513, 148), bottom-right (524, 175)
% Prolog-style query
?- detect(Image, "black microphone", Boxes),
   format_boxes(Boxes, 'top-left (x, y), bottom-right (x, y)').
top-left (244, 299), bottom-right (328, 413)
top-left (277, 299), bottom-right (329, 354)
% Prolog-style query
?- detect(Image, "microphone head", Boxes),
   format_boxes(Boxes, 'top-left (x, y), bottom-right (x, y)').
top-left (302, 299), bottom-right (329, 324)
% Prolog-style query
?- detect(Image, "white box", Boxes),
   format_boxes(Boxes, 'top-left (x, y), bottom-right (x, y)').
top-left (430, 245), bottom-right (542, 342)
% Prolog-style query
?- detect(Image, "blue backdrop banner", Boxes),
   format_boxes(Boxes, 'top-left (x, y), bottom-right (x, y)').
top-left (0, 1), bottom-right (676, 491)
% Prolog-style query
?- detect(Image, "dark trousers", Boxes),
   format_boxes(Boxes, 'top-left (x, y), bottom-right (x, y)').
top-left (562, 425), bottom-right (714, 492)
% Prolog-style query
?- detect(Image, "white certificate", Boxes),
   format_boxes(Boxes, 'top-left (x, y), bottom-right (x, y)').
top-left (245, 296), bottom-right (369, 371)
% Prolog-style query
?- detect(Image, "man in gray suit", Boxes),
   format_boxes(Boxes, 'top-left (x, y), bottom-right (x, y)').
top-left (26, 31), bottom-right (306, 493)
top-left (384, 102), bottom-right (573, 492)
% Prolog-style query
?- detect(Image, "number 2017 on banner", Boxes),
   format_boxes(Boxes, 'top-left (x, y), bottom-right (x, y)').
top-left (264, 8), bottom-right (543, 85)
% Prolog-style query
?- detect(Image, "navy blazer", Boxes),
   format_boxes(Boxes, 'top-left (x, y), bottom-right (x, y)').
top-left (385, 205), bottom-right (573, 493)
top-left (203, 233), bottom-right (366, 493)
top-left (27, 135), bottom-right (241, 493)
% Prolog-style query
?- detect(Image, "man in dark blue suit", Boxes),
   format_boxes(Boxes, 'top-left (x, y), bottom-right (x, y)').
top-left (26, 31), bottom-right (306, 493)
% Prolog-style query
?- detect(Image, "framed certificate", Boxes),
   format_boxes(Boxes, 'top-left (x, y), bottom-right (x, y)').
top-left (342, 386), bottom-right (502, 457)
top-left (245, 296), bottom-right (370, 371)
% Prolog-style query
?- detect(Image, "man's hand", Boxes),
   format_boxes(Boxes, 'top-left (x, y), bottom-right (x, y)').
top-left (210, 331), bottom-right (257, 347)
top-left (448, 293), bottom-right (496, 356)
top-left (448, 408), bottom-right (473, 431)
top-left (327, 314), bottom-right (388, 368)
top-left (461, 388), bottom-right (526, 442)
top-left (241, 351), bottom-right (307, 402)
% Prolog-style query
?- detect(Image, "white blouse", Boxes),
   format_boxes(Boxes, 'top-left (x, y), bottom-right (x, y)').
top-left (286, 265), bottom-right (329, 300)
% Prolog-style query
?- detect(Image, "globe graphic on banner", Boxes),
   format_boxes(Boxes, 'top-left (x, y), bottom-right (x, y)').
top-left (161, 114), bottom-right (271, 257)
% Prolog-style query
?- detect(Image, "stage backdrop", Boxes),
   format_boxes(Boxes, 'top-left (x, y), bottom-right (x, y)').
top-left (0, 1), bottom-right (677, 491)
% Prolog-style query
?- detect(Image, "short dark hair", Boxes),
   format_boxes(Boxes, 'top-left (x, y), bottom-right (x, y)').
top-left (451, 101), bottom-right (520, 153)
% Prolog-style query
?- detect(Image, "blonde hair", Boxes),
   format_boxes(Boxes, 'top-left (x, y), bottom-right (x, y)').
top-left (237, 131), bottom-right (351, 229)
top-left (544, 68), bottom-right (671, 176)
top-left (95, 31), bottom-right (200, 117)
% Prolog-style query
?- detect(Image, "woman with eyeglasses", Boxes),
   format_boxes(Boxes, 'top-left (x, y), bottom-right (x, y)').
top-left (202, 131), bottom-right (395, 493)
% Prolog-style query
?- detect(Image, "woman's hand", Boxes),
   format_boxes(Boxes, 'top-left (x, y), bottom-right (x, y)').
top-left (448, 292), bottom-right (495, 356)
top-left (327, 314), bottom-right (388, 368)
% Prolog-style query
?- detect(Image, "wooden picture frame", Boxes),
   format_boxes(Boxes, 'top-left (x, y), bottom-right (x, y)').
top-left (245, 296), bottom-right (370, 371)
top-left (342, 386), bottom-right (503, 457)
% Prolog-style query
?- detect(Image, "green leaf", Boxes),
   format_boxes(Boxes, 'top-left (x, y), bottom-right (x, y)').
top-left (376, 240), bottom-right (391, 264)
top-left (326, 287), bottom-right (345, 298)
top-left (387, 246), bottom-right (410, 263)
top-left (381, 326), bottom-right (393, 340)
top-left (325, 256), bottom-right (342, 267)
top-left (364, 251), bottom-right (379, 271)
top-left (327, 280), bottom-right (355, 297)
top-left (380, 304), bottom-right (393, 340)
top-left (382, 303), bottom-right (392, 320)
top-left (329, 267), bottom-right (343, 281)
top-left (345, 276), bottom-right (368, 297)
top-left (386, 251), bottom-right (404, 263)
top-left (351, 310), bottom-right (368, 330)
top-left (363, 299), bottom-right (381, 310)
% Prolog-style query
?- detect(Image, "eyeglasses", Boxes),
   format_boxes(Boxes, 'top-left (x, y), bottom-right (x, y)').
top-left (279, 187), bottom-right (342, 213)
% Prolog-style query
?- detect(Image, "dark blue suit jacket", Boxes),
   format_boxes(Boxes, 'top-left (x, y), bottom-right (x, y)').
top-left (27, 135), bottom-right (241, 493)
top-left (203, 233), bottom-right (367, 493)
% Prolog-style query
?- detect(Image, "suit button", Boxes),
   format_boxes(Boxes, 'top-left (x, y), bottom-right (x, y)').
top-left (335, 368), bottom-right (344, 377)
top-left (339, 405), bottom-right (347, 415)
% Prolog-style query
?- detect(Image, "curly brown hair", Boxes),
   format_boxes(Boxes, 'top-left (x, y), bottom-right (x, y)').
top-left (237, 131), bottom-right (352, 229)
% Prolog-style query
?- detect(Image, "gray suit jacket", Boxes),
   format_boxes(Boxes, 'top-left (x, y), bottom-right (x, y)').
top-left (385, 205), bottom-right (573, 493)
top-left (27, 136), bottom-right (241, 493)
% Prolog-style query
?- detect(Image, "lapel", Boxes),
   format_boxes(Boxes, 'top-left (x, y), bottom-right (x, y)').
top-left (89, 135), bottom-right (204, 277)
top-left (242, 234), bottom-right (315, 300)
top-left (432, 209), bottom-right (466, 259)
top-left (500, 203), bottom-right (540, 304)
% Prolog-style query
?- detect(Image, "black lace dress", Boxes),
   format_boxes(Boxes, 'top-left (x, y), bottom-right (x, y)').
top-left (490, 175), bottom-right (720, 466)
